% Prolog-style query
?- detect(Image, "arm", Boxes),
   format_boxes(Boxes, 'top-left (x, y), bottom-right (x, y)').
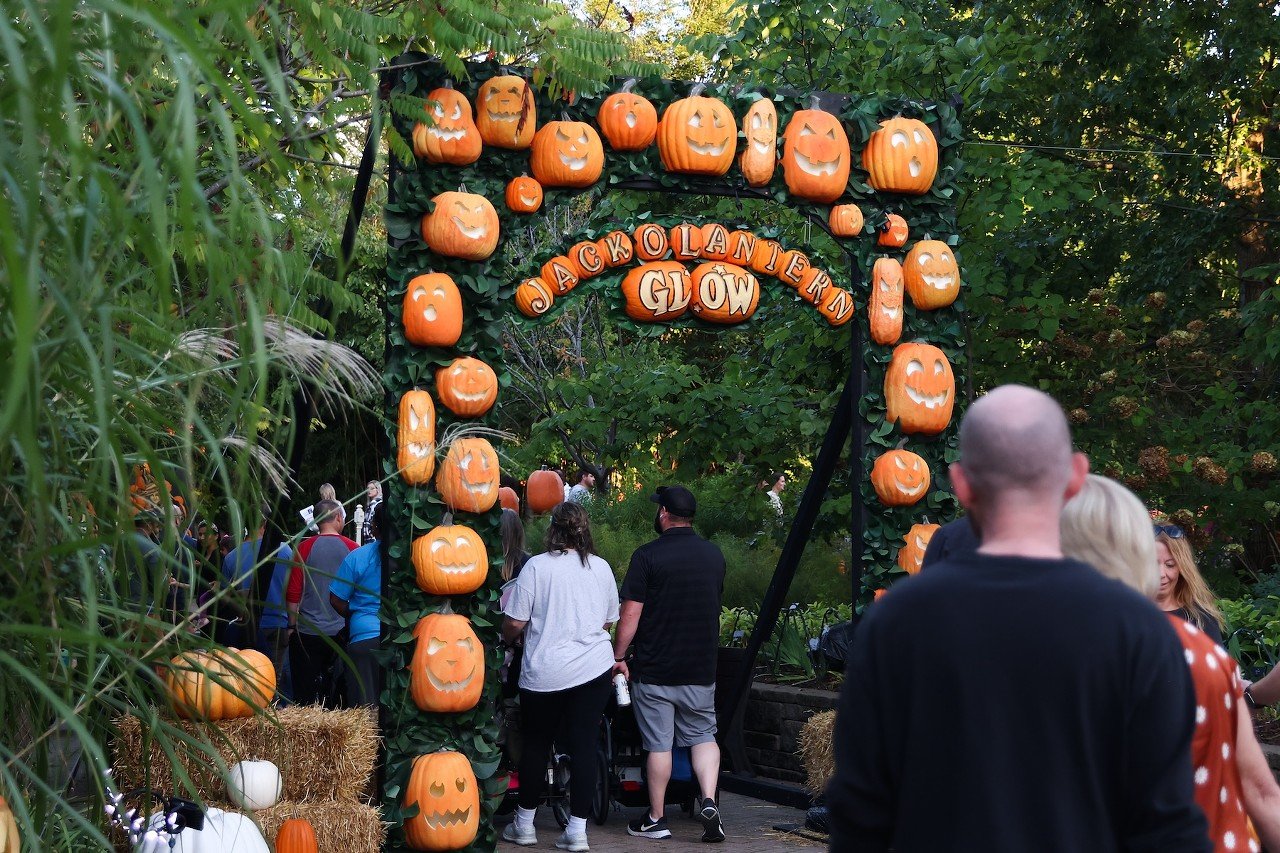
top-left (330, 593), bottom-right (350, 617)
top-left (501, 616), bottom-right (528, 645)
top-left (1248, 663), bottom-right (1280, 707)
top-left (285, 563), bottom-right (303, 628)
top-left (1236, 699), bottom-right (1280, 849)
top-left (612, 600), bottom-right (642, 678)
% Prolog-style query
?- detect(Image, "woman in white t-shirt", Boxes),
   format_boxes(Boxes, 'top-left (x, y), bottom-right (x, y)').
top-left (501, 502), bottom-right (619, 852)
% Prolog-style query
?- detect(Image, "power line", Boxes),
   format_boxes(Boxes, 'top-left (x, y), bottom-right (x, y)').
top-left (970, 138), bottom-right (1280, 164)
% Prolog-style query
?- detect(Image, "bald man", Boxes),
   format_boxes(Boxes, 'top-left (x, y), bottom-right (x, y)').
top-left (826, 386), bottom-right (1208, 853)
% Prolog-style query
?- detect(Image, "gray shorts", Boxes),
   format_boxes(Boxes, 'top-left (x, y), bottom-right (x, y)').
top-left (631, 681), bottom-right (717, 752)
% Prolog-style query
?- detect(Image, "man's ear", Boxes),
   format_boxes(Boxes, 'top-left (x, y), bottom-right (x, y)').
top-left (1063, 452), bottom-right (1090, 501)
top-left (949, 462), bottom-right (974, 511)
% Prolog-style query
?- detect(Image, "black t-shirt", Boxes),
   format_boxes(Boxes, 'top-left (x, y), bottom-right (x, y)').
top-left (1169, 605), bottom-right (1224, 646)
top-left (920, 515), bottom-right (980, 570)
top-left (620, 527), bottom-right (725, 686)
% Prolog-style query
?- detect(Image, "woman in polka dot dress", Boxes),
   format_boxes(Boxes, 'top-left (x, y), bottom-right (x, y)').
top-left (1062, 476), bottom-right (1280, 852)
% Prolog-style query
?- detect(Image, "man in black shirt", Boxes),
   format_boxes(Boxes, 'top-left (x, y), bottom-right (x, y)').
top-left (827, 385), bottom-right (1209, 853)
top-left (614, 485), bottom-right (727, 843)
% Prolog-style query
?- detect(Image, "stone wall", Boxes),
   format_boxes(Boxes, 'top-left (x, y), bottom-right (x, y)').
top-left (742, 682), bottom-right (838, 784)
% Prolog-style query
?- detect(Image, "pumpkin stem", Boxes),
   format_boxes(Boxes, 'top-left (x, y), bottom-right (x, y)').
top-left (438, 599), bottom-right (455, 615)
top-left (807, 93), bottom-right (822, 111)
top-left (442, 512), bottom-right (454, 526)
top-left (621, 78), bottom-right (638, 93)
top-left (896, 437), bottom-right (908, 450)
top-left (690, 82), bottom-right (707, 98)
top-left (442, 79), bottom-right (455, 90)
top-left (458, 183), bottom-right (467, 193)
top-left (561, 110), bottom-right (571, 121)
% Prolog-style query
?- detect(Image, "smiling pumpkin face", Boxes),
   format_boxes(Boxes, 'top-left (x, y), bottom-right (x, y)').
top-left (421, 191), bottom-right (499, 260)
top-left (897, 522), bottom-right (940, 575)
top-left (435, 356), bottom-right (498, 417)
top-left (657, 89), bottom-right (736, 176)
top-left (410, 614), bottom-right (484, 712)
top-left (871, 449), bottom-right (932, 507)
top-left (739, 98), bottom-right (777, 187)
top-left (475, 75), bottom-right (536, 149)
top-left (404, 751), bottom-right (480, 852)
top-left (869, 257), bottom-right (905, 346)
top-left (903, 239), bottom-right (961, 310)
top-left (877, 213), bottom-right (909, 248)
top-left (781, 107), bottom-right (851, 202)
top-left (530, 120), bottom-right (604, 188)
top-left (437, 438), bottom-right (500, 513)
top-left (884, 342), bottom-right (955, 435)
top-left (398, 390), bottom-right (436, 485)
top-left (412, 87), bottom-right (482, 165)
top-left (402, 273), bottom-right (462, 347)
top-left (505, 175), bottom-right (543, 214)
top-left (413, 523), bottom-right (488, 595)
top-left (597, 81), bottom-right (658, 151)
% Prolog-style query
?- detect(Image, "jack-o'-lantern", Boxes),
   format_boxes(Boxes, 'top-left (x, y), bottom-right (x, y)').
top-left (621, 262), bottom-right (692, 322)
top-left (597, 230), bottom-right (634, 267)
top-left (689, 262), bottom-right (760, 324)
top-left (903, 239), bottom-right (961, 310)
top-left (877, 213), bottom-right (908, 248)
top-left (514, 277), bottom-right (554, 318)
top-left (884, 342), bottom-right (955, 435)
top-left (817, 286), bottom-right (856, 327)
top-left (597, 79), bottom-right (658, 151)
top-left (412, 85), bottom-right (482, 165)
top-left (413, 521), bottom-right (488, 595)
top-left (776, 249), bottom-right (811, 287)
top-left (739, 98), bottom-right (777, 187)
top-left (897, 522), bottom-right (940, 575)
top-left (476, 75), bottom-right (536, 149)
top-left (781, 99), bottom-right (851, 202)
top-left (499, 486), bottom-right (520, 512)
top-left (568, 240), bottom-right (606, 279)
top-left (795, 266), bottom-right (832, 305)
top-left (0, 795), bottom-right (19, 853)
top-left (410, 614), bottom-right (484, 713)
top-left (871, 449), bottom-right (931, 507)
top-left (657, 84), bottom-right (736, 176)
top-left (531, 119), bottom-right (604, 188)
top-left (403, 273), bottom-right (463, 348)
top-left (748, 239), bottom-right (783, 277)
top-left (526, 469), bottom-right (564, 514)
top-left (541, 256), bottom-right (579, 295)
top-left (700, 223), bottom-right (730, 261)
top-left (403, 751), bottom-right (480, 851)
top-left (869, 257), bottom-right (905, 346)
top-left (727, 230), bottom-right (757, 266)
top-left (633, 223), bottom-right (670, 261)
top-left (863, 116), bottom-right (938, 195)
top-left (669, 223), bottom-right (703, 261)
top-left (421, 190), bottom-right (499, 261)
top-left (435, 356), bottom-right (498, 417)
top-left (398, 390), bottom-right (436, 484)
top-left (505, 175), bottom-right (543, 214)
top-left (437, 437), bottom-right (500, 513)
top-left (829, 204), bottom-right (864, 237)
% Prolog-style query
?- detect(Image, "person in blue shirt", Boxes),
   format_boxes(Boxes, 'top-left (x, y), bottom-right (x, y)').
top-left (330, 501), bottom-right (384, 707)
top-left (223, 507), bottom-right (293, 700)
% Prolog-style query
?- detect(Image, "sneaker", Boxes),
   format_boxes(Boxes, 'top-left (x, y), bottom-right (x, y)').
top-left (502, 822), bottom-right (538, 846)
top-left (555, 830), bottom-right (590, 851)
top-left (627, 814), bottom-right (671, 839)
top-left (697, 798), bottom-right (725, 843)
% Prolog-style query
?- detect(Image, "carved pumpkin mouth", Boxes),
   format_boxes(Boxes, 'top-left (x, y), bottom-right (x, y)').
top-left (559, 153), bottom-right (588, 170)
top-left (519, 193), bottom-right (538, 206)
top-left (426, 666), bottom-right (477, 692)
top-left (794, 150), bottom-right (840, 176)
top-left (751, 139), bottom-right (771, 154)
top-left (895, 479), bottom-right (927, 497)
top-left (880, 305), bottom-right (901, 320)
top-left (486, 109), bottom-right (521, 122)
top-left (905, 385), bottom-right (949, 409)
top-left (449, 389), bottom-right (491, 402)
top-left (422, 807), bottom-right (472, 829)
top-left (406, 441), bottom-right (433, 459)
top-left (449, 217), bottom-right (487, 239)
top-left (922, 274), bottom-right (955, 290)
top-left (429, 127), bottom-right (467, 142)
top-left (688, 139), bottom-right (727, 156)
top-left (624, 111), bottom-right (638, 128)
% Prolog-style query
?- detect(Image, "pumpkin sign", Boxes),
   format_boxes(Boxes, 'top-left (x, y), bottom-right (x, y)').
top-left (403, 273), bottom-right (463, 347)
top-left (884, 342), bottom-right (955, 435)
top-left (276, 819), bottom-right (319, 853)
top-left (475, 75), bottom-right (536, 149)
top-left (421, 190), bottom-right (499, 260)
top-left (903, 239), bottom-right (961, 310)
top-left (541, 256), bottom-right (580, 295)
top-left (633, 223), bottom-right (670, 261)
top-left (413, 86), bottom-right (482, 165)
top-left (514, 277), bottom-right (554, 318)
top-left (526, 469), bottom-right (564, 514)
top-left (597, 79), bottom-right (658, 151)
top-left (869, 257), bottom-right (906, 346)
top-left (505, 175), bottom-right (543, 213)
top-left (398, 390), bottom-right (436, 484)
top-left (669, 223), bottom-right (704, 260)
top-left (621, 262), bottom-right (692, 322)
top-left (700, 223), bottom-right (730, 261)
top-left (863, 116), bottom-right (938, 195)
top-left (435, 356), bottom-right (498, 417)
top-left (781, 100), bottom-right (851, 202)
top-left (413, 522), bottom-right (488, 595)
top-left (817, 286), bottom-right (857, 327)
top-left (437, 437), bottom-right (500, 513)
top-left (739, 98), bottom-right (777, 187)
top-left (748, 239), bottom-right (784, 277)
top-left (569, 240), bottom-right (606, 279)
top-left (776, 249), bottom-right (812, 288)
top-left (530, 120), bottom-right (604, 188)
top-left (871, 449), bottom-right (932, 506)
top-left (897, 522), bottom-right (940, 575)
top-left (878, 213), bottom-right (909, 248)
top-left (597, 230), bottom-right (635, 267)
top-left (403, 751), bottom-right (480, 851)
top-left (410, 615), bottom-right (485, 713)
top-left (829, 203), bottom-right (864, 237)
top-left (727, 230), bottom-right (758, 266)
top-left (657, 84), bottom-right (736, 176)
top-left (689, 263), bottom-right (760, 324)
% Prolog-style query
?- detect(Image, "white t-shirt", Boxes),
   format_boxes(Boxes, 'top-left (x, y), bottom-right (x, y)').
top-left (504, 550), bottom-right (619, 692)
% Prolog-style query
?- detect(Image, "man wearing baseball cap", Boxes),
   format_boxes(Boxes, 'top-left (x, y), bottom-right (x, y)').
top-left (613, 485), bottom-right (727, 843)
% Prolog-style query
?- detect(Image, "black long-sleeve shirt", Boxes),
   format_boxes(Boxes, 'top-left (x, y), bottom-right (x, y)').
top-left (827, 553), bottom-right (1210, 853)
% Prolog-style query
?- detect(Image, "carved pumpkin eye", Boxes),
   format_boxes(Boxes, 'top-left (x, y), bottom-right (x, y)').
top-left (688, 110), bottom-right (702, 128)
top-left (800, 125), bottom-right (814, 137)
top-left (891, 131), bottom-right (909, 148)
top-left (430, 781), bottom-right (445, 798)
top-left (472, 203), bottom-right (485, 215)
top-left (825, 128), bottom-right (836, 140)
top-left (918, 253), bottom-right (933, 265)
top-left (879, 280), bottom-right (890, 292)
top-left (894, 456), bottom-right (907, 470)
top-left (556, 127), bottom-right (571, 141)
top-left (456, 637), bottom-right (473, 653)
top-left (433, 286), bottom-right (446, 298)
top-left (431, 538), bottom-right (446, 553)
top-left (751, 113), bottom-right (762, 130)
top-left (578, 132), bottom-right (588, 144)
top-left (433, 104), bottom-right (445, 118)
top-left (914, 130), bottom-right (925, 144)
top-left (712, 112), bottom-right (724, 128)
top-left (428, 638), bottom-right (447, 654)
top-left (934, 359), bottom-right (946, 375)
top-left (509, 85), bottom-right (519, 95)
top-left (412, 286), bottom-right (427, 301)
top-left (941, 252), bottom-right (951, 263)
top-left (454, 200), bottom-right (469, 212)
top-left (450, 103), bottom-right (462, 121)
top-left (906, 359), bottom-right (924, 377)
top-left (455, 537), bottom-right (470, 549)
top-left (456, 778), bottom-right (467, 792)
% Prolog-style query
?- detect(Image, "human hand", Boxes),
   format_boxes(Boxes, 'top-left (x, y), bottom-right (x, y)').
top-left (613, 660), bottom-right (629, 680)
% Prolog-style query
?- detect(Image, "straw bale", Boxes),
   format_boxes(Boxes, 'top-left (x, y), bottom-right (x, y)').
top-left (112, 705), bottom-right (377, 805)
top-left (257, 799), bottom-right (384, 853)
top-left (798, 709), bottom-right (836, 796)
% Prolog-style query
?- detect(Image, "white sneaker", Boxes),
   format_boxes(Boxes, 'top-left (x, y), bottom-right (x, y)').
top-left (502, 822), bottom-right (538, 846)
top-left (555, 830), bottom-right (589, 852)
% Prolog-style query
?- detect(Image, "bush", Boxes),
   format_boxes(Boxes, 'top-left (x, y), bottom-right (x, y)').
top-left (1219, 596), bottom-right (1280, 680)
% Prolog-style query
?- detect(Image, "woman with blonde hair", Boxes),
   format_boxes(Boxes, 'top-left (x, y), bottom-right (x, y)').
top-left (1063, 475), bottom-right (1280, 852)
top-left (1156, 524), bottom-right (1225, 645)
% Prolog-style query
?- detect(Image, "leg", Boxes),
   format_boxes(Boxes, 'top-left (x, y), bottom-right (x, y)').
top-left (673, 684), bottom-right (724, 842)
top-left (289, 630), bottom-right (316, 706)
top-left (691, 741), bottom-right (721, 801)
top-left (345, 638), bottom-right (381, 706)
top-left (562, 671), bottom-right (612, 819)
top-left (645, 750), bottom-right (672, 820)
top-left (517, 686), bottom-right (561, 811)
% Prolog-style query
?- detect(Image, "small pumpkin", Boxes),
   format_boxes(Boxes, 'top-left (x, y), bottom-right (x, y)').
top-left (413, 522), bottom-right (488, 595)
top-left (505, 175), bottom-right (543, 214)
top-left (568, 240), bottom-right (606, 279)
top-left (863, 116), bottom-right (938, 195)
top-left (748, 238), bottom-right (784, 277)
top-left (476, 75), bottom-right (536, 149)
top-left (877, 213), bottom-right (909, 248)
top-left (884, 342), bottom-right (955, 435)
top-left (669, 223), bottom-right (704, 261)
top-left (437, 437), bottom-right (500, 513)
top-left (871, 449), bottom-right (932, 507)
top-left (531, 119), bottom-right (604, 188)
top-left (410, 615), bottom-right (485, 714)
top-left (514, 277), bottom-right (554, 318)
top-left (499, 486), bottom-right (520, 512)
top-left (435, 356), bottom-right (498, 417)
top-left (869, 257), bottom-right (906, 346)
top-left (700, 223), bottom-right (731, 261)
top-left (620, 262), bottom-right (692, 322)
top-left (541, 255), bottom-right (580, 296)
top-left (897, 522), bottom-right (940, 575)
top-left (413, 85), bottom-right (482, 165)
top-left (903, 239), bottom-right (961, 310)
top-left (657, 84), bottom-right (736, 176)
top-left (689, 262), bottom-right (760, 324)
top-left (794, 266), bottom-right (832, 305)
top-left (421, 190), bottom-right (499, 260)
top-left (781, 98), bottom-right (851, 202)
top-left (403, 751), bottom-right (481, 851)
top-left (526, 469), bottom-right (564, 514)
top-left (597, 230), bottom-right (635, 267)
top-left (398, 389), bottom-right (436, 485)
top-left (403, 273), bottom-right (463, 347)
top-left (597, 79), bottom-right (659, 151)
top-left (739, 98), bottom-right (778, 187)
top-left (226, 759), bottom-right (281, 811)
top-left (633, 223), bottom-right (670, 261)
top-left (727, 230), bottom-right (758, 266)
top-left (276, 819), bottom-right (319, 853)
top-left (817, 286), bottom-right (857, 327)
top-left (829, 204), bottom-right (864, 237)
top-left (776, 249), bottom-right (812, 288)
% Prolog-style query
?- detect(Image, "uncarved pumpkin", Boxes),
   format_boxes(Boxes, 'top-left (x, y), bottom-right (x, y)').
top-left (413, 86), bottom-right (482, 166)
top-left (689, 262), bottom-right (760, 324)
top-left (410, 615), bottom-right (484, 714)
top-left (404, 751), bottom-right (480, 851)
top-left (437, 437), bottom-right (500, 513)
top-left (739, 98), bottom-right (778, 187)
top-left (903, 239), bottom-right (961, 310)
top-left (435, 356), bottom-right (498, 418)
top-left (505, 175), bottom-right (543, 214)
top-left (863, 116), bottom-right (938, 195)
top-left (526, 469), bottom-right (564, 514)
top-left (421, 191), bottom-right (499, 260)
top-left (413, 523), bottom-right (488, 595)
top-left (871, 449), bottom-right (931, 507)
top-left (164, 648), bottom-right (275, 721)
top-left (499, 486), bottom-right (520, 512)
top-left (781, 102), bottom-right (851, 202)
top-left (657, 85), bottom-right (736, 176)
top-left (897, 522), bottom-right (940, 575)
top-left (621, 262), bottom-right (692, 322)
top-left (531, 120), bottom-right (604, 188)
top-left (398, 390), bottom-right (436, 485)
top-left (597, 79), bottom-right (658, 151)
top-left (403, 273), bottom-right (463, 348)
top-left (884, 342), bottom-right (955, 435)
top-left (476, 75), bottom-right (536, 149)
top-left (869, 257), bottom-right (905, 346)
top-left (276, 819), bottom-right (318, 853)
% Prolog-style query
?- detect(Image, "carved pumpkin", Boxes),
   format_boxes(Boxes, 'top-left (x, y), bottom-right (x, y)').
top-left (727, 230), bottom-right (758, 266)
top-left (689, 262), bottom-right (760, 324)
top-left (410, 614), bottom-right (484, 714)
top-left (869, 257), bottom-right (905, 346)
top-left (505, 175), bottom-right (543, 214)
top-left (526, 469), bottom-right (564, 514)
top-left (413, 522), bottom-right (488, 595)
top-left (669, 223), bottom-right (703, 261)
top-left (597, 230), bottom-right (634, 267)
top-left (795, 266), bottom-right (832, 305)
top-left (412, 86), bottom-right (482, 165)
top-left (437, 437), bottom-right (500, 513)
top-left (884, 342), bottom-right (955, 435)
top-left (748, 239), bottom-right (784, 277)
top-left (621, 262), bottom-right (693, 322)
top-left (514, 277), bottom-right (555, 318)
top-left (700, 223), bottom-right (730, 261)
top-left (530, 120), bottom-right (604, 188)
top-left (276, 819), bottom-right (318, 853)
top-left (871, 449), bottom-right (932, 507)
top-left (817, 286), bottom-right (857, 327)
top-left (435, 356), bottom-right (498, 418)
top-left (776, 249), bottom-right (811, 288)
top-left (739, 98), bottom-right (777, 187)
top-left (0, 797), bottom-right (18, 853)
top-left (657, 84), bottom-right (736, 176)
top-left (404, 751), bottom-right (480, 851)
top-left (829, 204), bottom-right (864, 237)
top-left (633, 223), bottom-right (670, 261)
top-left (398, 390), bottom-right (436, 484)
top-left (499, 486), bottom-right (520, 512)
top-left (476, 75), bottom-right (536, 149)
top-left (877, 213), bottom-right (908, 248)
top-left (597, 79), bottom-right (658, 151)
top-left (903, 239), bottom-right (961, 310)
top-left (781, 101), bottom-right (851, 202)
top-left (421, 190), bottom-right (499, 261)
top-left (164, 648), bottom-right (275, 721)
top-left (863, 116), bottom-right (938, 195)
top-left (569, 240), bottom-right (606, 279)
top-left (897, 522), bottom-right (940, 575)
top-left (403, 273), bottom-right (463, 348)
top-left (541, 256), bottom-right (579, 296)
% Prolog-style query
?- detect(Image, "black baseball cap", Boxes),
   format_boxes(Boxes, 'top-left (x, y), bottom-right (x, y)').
top-left (650, 485), bottom-right (696, 517)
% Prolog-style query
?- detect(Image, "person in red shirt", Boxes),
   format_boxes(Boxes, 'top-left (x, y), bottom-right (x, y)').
top-left (286, 499), bottom-right (356, 706)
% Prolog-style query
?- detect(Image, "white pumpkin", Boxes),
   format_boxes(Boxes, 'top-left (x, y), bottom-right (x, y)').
top-left (138, 807), bottom-right (269, 853)
top-left (225, 760), bottom-right (281, 811)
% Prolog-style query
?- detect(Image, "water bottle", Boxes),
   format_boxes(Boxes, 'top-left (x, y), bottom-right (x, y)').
top-left (613, 673), bottom-right (631, 707)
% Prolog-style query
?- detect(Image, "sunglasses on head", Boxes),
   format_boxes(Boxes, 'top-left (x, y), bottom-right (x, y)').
top-left (1154, 524), bottom-right (1184, 539)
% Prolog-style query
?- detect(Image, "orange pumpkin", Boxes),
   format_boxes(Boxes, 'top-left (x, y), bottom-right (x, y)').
top-left (398, 390), bottom-right (436, 485)
top-left (413, 523), bottom-right (488, 595)
top-left (700, 223), bottom-right (731, 261)
top-left (505, 175), bottom-right (543, 213)
top-left (410, 614), bottom-right (484, 713)
top-left (897, 522), bottom-right (940, 575)
top-left (412, 86), bottom-right (482, 165)
top-left (884, 342), bottom-right (955, 435)
top-left (903, 239), bottom-right (961, 310)
top-left (633, 223), bottom-right (670, 261)
top-left (689, 262), bottom-right (760, 325)
top-left (476, 75), bottom-right (536, 149)
top-left (164, 648), bottom-right (275, 721)
top-left (514, 277), bottom-right (555, 318)
top-left (776, 249), bottom-right (811, 288)
top-left (657, 84), bottom-right (736, 176)
top-left (404, 751), bottom-right (480, 851)
top-left (863, 116), bottom-right (938, 195)
top-left (526, 469), bottom-right (564, 514)
top-left (620, 262), bottom-right (692, 322)
top-left (499, 486), bottom-right (520, 512)
top-left (829, 204), bottom-right (864, 237)
top-left (869, 257), bottom-right (905, 346)
top-left (276, 819), bottom-right (318, 853)
top-left (669, 223), bottom-right (704, 261)
top-left (541, 255), bottom-right (580, 296)
top-left (817, 287), bottom-right (857, 327)
top-left (597, 79), bottom-right (658, 151)
top-left (568, 240), bottom-right (606, 279)
top-left (871, 449), bottom-right (931, 506)
top-left (748, 238), bottom-right (783, 277)
top-left (794, 266), bottom-right (832, 305)
top-left (597, 230), bottom-right (635, 267)
top-left (530, 120), bottom-right (604, 188)
top-left (781, 101), bottom-right (851, 202)
top-left (727, 230), bottom-right (758, 266)
top-left (403, 273), bottom-right (463, 347)
top-left (437, 437), bottom-right (500, 513)
top-left (435, 356), bottom-right (498, 417)
top-left (739, 98), bottom-right (777, 187)
top-left (421, 190), bottom-right (499, 260)
top-left (877, 213), bottom-right (908, 248)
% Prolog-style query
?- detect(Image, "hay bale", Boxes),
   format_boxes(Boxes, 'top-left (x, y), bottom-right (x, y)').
top-left (112, 706), bottom-right (377, 805)
top-left (798, 709), bottom-right (836, 796)
top-left (257, 799), bottom-right (384, 853)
